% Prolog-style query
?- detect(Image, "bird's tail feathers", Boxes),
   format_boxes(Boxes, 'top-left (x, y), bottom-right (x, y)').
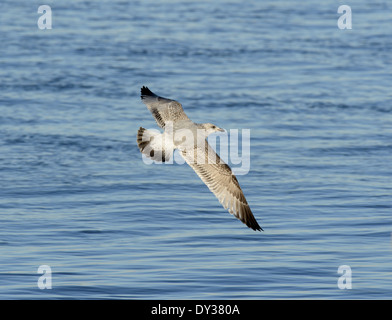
top-left (137, 127), bottom-right (172, 162)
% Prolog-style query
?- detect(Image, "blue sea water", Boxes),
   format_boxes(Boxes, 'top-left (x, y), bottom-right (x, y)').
top-left (1, 0), bottom-right (392, 299)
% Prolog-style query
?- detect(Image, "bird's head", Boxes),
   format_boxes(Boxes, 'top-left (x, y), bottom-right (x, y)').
top-left (202, 123), bottom-right (225, 136)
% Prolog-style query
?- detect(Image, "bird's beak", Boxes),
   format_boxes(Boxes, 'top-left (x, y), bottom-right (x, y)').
top-left (218, 127), bottom-right (226, 132)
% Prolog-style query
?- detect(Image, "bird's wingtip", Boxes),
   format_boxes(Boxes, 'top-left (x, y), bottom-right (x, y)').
top-left (141, 86), bottom-right (154, 98)
top-left (253, 225), bottom-right (263, 232)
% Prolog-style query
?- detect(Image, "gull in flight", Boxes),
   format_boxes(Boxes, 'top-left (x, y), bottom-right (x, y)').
top-left (136, 86), bottom-right (262, 231)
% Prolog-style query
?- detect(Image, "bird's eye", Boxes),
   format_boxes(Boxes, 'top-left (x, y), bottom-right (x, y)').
top-left (212, 126), bottom-right (216, 129)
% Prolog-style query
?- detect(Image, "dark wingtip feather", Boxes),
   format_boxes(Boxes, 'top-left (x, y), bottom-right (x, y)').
top-left (244, 206), bottom-right (263, 232)
top-left (252, 217), bottom-right (263, 232)
top-left (141, 86), bottom-right (155, 98)
top-left (250, 223), bottom-right (263, 232)
top-left (250, 224), bottom-right (263, 232)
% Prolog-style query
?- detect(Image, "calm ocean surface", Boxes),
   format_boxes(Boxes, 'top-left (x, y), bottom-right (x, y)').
top-left (1, 0), bottom-right (392, 299)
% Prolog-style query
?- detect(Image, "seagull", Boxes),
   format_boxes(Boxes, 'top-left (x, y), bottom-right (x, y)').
top-left (136, 86), bottom-right (262, 231)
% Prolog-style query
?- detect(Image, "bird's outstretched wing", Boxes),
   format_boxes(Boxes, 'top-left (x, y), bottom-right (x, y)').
top-left (180, 141), bottom-right (262, 231)
top-left (140, 86), bottom-right (190, 129)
